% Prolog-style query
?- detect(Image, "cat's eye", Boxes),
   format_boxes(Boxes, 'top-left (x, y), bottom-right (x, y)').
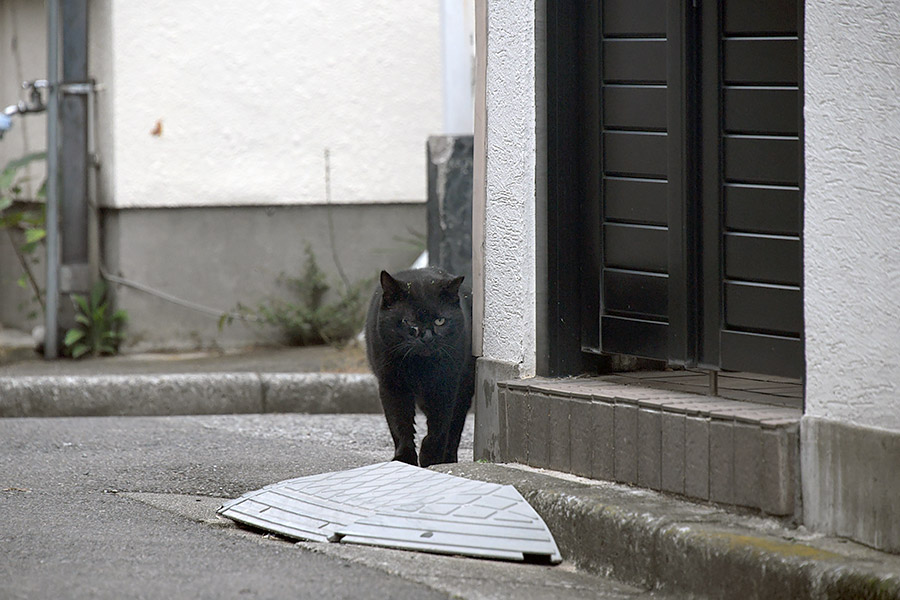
top-left (434, 317), bottom-right (446, 326)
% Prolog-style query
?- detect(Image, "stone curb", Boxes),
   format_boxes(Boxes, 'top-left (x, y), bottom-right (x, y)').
top-left (435, 463), bottom-right (900, 600)
top-left (0, 372), bottom-right (381, 418)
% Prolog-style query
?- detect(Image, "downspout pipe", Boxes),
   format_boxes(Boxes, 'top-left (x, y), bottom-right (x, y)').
top-left (44, 0), bottom-right (60, 358)
top-left (60, 0), bottom-right (90, 289)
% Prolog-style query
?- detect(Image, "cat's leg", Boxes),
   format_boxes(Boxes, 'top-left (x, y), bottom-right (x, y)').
top-left (443, 363), bottom-right (475, 463)
top-left (419, 400), bottom-right (452, 468)
top-left (379, 384), bottom-right (417, 466)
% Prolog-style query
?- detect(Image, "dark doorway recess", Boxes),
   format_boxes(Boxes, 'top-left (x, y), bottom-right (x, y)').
top-left (545, 0), bottom-right (804, 380)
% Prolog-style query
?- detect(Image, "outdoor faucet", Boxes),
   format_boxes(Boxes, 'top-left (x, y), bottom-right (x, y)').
top-left (1, 79), bottom-right (49, 140)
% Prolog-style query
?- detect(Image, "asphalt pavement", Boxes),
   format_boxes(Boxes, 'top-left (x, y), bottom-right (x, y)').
top-left (0, 413), bottom-right (655, 599)
top-left (1, 343), bottom-right (899, 599)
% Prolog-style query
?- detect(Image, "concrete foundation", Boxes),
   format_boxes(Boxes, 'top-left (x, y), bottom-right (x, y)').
top-left (802, 416), bottom-right (900, 553)
top-left (100, 203), bottom-right (425, 352)
top-left (473, 357), bottom-right (521, 461)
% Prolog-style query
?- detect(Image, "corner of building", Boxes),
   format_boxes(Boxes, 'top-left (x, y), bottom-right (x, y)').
top-left (801, 415), bottom-right (900, 553)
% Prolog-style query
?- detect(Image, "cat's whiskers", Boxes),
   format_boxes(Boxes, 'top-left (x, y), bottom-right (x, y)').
top-left (436, 344), bottom-right (455, 363)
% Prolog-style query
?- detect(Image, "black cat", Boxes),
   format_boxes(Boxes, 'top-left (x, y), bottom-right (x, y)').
top-left (364, 267), bottom-right (475, 468)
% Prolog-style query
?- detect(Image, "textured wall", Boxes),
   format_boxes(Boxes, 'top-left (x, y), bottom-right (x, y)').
top-left (480, 0), bottom-right (537, 375)
top-left (0, 0), bottom-right (46, 191)
top-left (99, 0), bottom-right (441, 208)
top-left (804, 0), bottom-right (900, 430)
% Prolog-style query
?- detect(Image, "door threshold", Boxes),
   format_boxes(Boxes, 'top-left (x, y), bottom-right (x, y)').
top-left (601, 368), bottom-right (802, 410)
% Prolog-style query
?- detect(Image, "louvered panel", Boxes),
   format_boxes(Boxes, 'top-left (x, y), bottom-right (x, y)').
top-left (601, 315), bottom-right (668, 360)
top-left (724, 234), bottom-right (801, 286)
top-left (590, 0), bottom-right (804, 379)
top-left (603, 85), bottom-right (667, 131)
top-left (596, 0), bottom-right (672, 364)
top-left (724, 87), bottom-right (798, 135)
top-left (724, 0), bottom-right (798, 35)
top-left (603, 131), bottom-right (668, 178)
top-left (602, 40), bottom-right (667, 83)
top-left (604, 223), bottom-right (668, 273)
top-left (710, 0), bottom-right (804, 378)
top-left (720, 331), bottom-right (803, 379)
top-left (604, 269), bottom-right (668, 320)
top-left (603, 0), bottom-right (666, 36)
top-left (604, 177), bottom-right (668, 226)
top-left (724, 281), bottom-right (802, 335)
top-left (724, 184), bottom-right (800, 235)
top-left (724, 136), bottom-right (799, 186)
top-left (723, 39), bottom-right (798, 85)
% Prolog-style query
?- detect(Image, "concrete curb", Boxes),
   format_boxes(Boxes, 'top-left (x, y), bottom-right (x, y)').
top-left (0, 372), bottom-right (380, 418)
top-left (435, 463), bottom-right (900, 600)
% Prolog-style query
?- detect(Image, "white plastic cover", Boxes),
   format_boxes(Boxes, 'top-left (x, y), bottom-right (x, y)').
top-left (218, 461), bottom-right (562, 563)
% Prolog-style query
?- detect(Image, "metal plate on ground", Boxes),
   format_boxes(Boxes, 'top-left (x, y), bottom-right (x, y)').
top-left (218, 461), bottom-right (562, 563)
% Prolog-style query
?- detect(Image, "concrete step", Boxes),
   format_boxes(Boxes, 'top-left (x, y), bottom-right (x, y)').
top-left (498, 376), bottom-right (801, 519)
top-left (0, 328), bottom-right (37, 366)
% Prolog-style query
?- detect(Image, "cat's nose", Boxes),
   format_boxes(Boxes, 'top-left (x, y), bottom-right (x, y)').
top-left (422, 329), bottom-right (433, 341)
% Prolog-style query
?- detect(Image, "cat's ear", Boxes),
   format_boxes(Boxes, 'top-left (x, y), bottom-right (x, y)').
top-left (441, 275), bottom-right (465, 299)
top-left (380, 270), bottom-right (407, 307)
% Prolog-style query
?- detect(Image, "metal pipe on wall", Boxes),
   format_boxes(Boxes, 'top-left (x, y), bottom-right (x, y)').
top-left (60, 0), bottom-right (89, 271)
top-left (44, 0), bottom-right (60, 358)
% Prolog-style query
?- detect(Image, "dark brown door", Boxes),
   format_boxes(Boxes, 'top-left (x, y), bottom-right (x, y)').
top-left (545, 0), bottom-right (803, 379)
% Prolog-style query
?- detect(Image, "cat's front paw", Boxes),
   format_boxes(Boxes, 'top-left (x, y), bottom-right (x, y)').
top-left (393, 447), bottom-right (418, 466)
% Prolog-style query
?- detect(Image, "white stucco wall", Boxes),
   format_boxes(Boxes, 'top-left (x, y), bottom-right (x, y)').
top-left (0, 0), bottom-right (46, 190)
top-left (94, 0), bottom-right (441, 208)
top-left (479, 0), bottom-right (538, 375)
top-left (804, 0), bottom-right (900, 431)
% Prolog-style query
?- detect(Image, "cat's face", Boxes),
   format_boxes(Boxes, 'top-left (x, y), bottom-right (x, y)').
top-left (377, 270), bottom-right (465, 360)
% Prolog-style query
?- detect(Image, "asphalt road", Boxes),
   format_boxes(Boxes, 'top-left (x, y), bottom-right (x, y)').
top-left (0, 413), bottom-right (659, 599)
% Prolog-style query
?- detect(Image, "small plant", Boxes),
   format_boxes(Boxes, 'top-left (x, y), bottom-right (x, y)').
top-left (221, 244), bottom-right (369, 347)
top-left (63, 280), bottom-right (128, 358)
top-left (390, 227), bottom-right (426, 254)
top-left (0, 151), bottom-right (47, 319)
